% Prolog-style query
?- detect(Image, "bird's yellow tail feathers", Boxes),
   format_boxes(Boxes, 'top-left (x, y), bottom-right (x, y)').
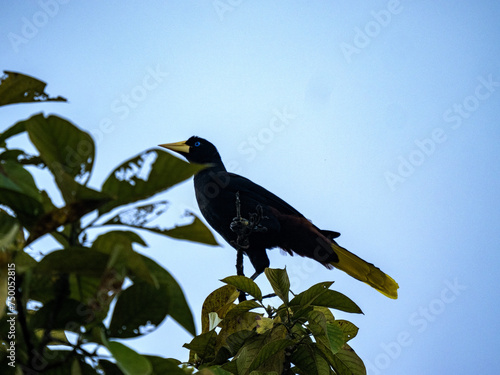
top-left (330, 242), bottom-right (399, 299)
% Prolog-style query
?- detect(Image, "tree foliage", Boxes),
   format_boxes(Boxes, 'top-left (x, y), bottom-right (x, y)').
top-left (0, 71), bottom-right (216, 374)
top-left (0, 72), bottom-right (367, 374)
top-left (187, 268), bottom-right (366, 375)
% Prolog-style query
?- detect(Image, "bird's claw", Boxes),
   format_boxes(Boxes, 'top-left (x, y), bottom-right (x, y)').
top-left (230, 206), bottom-right (268, 236)
top-left (231, 192), bottom-right (268, 250)
top-left (230, 217), bottom-right (250, 232)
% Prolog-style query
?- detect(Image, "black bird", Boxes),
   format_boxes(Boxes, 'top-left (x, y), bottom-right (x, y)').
top-left (160, 136), bottom-right (398, 299)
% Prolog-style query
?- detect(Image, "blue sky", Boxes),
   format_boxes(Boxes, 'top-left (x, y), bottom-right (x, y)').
top-left (3, 1), bottom-right (500, 373)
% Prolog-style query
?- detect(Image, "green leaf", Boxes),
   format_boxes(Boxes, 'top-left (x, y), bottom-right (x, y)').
top-left (91, 231), bottom-right (155, 286)
top-left (0, 149), bottom-right (24, 162)
top-left (0, 149), bottom-right (44, 168)
top-left (30, 298), bottom-right (89, 332)
top-left (200, 366), bottom-right (235, 375)
top-left (106, 341), bottom-right (152, 375)
top-left (264, 268), bottom-right (290, 305)
top-left (0, 160), bottom-right (41, 201)
top-left (221, 360), bottom-right (239, 374)
top-left (0, 188), bottom-right (43, 227)
top-left (104, 200), bottom-right (169, 226)
top-left (326, 322), bottom-right (345, 355)
top-left (232, 332), bottom-right (286, 375)
top-left (310, 290), bottom-right (363, 314)
top-left (225, 330), bottom-right (256, 355)
top-left (0, 209), bottom-right (23, 251)
top-left (217, 311), bottom-right (261, 353)
top-left (98, 359), bottom-right (124, 374)
top-left (289, 281), bottom-right (334, 307)
top-left (14, 248), bottom-right (37, 271)
top-left (0, 162), bottom-right (44, 227)
top-left (92, 229), bottom-right (147, 249)
top-left (331, 344), bottom-right (366, 375)
top-left (26, 274), bottom-right (57, 304)
top-left (290, 343), bottom-right (331, 375)
top-left (312, 306), bottom-right (336, 324)
top-left (0, 71), bottom-right (67, 107)
top-left (144, 211), bottom-right (218, 245)
top-left (235, 346), bottom-right (253, 375)
top-left (337, 320), bottom-right (359, 343)
top-left (99, 148), bottom-right (206, 215)
top-left (306, 310), bottom-right (337, 365)
top-left (104, 202), bottom-right (218, 246)
top-left (224, 300), bottom-right (261, 321)
top-left (108, 281), bottom-right (170, 338)
top-left (24, 113), bottom-right (94, 182)
top-left (0, 121), bottom-right (27, 145)
top-left (290, 282), bottom-right (362, 314)
top-left (247, 339), bottom-right (293, 374)
top-left (221, 275), bottom-right (262, 301)
top-left (35, 248), bottom-right (110, 277)
top-left (4, 350), bottom-right (90, 375)
top-left (68, 274), bottom-right (101, 305)
top-left (306, 310), bottom-right (328, 337)
top-left (143, 356), bottom-right (186, 375)
top-left (201, 285), bottom-right (239, 333)
top-left (183, 330), bottom-right (218, 361)
top-left (139, 255), bottom-right (196, 335)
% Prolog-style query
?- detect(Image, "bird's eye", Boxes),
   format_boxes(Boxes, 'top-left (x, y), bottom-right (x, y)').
top-left (194, 141), bottom-right (201, 147)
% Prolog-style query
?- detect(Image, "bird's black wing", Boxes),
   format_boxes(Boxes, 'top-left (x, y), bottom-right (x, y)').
top-left (226, 172), bottom-right (341, 239)
top-left (226, 172), bottom-right (306, 217)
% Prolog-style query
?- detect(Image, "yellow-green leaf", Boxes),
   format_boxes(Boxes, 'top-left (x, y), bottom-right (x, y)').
top-left (264, 268), bottom-right (290, 305)
top-left (100, 148), bottom-right (205, 215)
top-left (221, 275), bottom-right (262, 301)
top-left (139, 255), bottom-right (195, 336)
top-left (0, 71), bottom-right (67, 107)
top-left (331, 344), bottom-right (366, 375)
top-left (25, 113), bottom-right (94, 182)
top-left (108, 282), bottom-right (170, 338)
top-left (105, 202), bottom-right (218, 246)
top-left (106, 341), bottom-right (152, 375)
top-left (201, 285), bottom-right (239, 333)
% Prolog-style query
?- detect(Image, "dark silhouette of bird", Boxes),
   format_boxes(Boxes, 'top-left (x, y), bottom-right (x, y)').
top-left (159, 136), bottom-right (398, 299)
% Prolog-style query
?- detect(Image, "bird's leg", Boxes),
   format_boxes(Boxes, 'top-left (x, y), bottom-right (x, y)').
top-left (230, 191), bottom-right (249, 302)
top-left (230, 193), bottom-right (269, 251)
top-left (230, 191), bottom-right (251, 249)
top-left (250, 271), bottom-right (261, 280)
top-left (237, 250), bottom-right (247, 302)
top-left (230, 192), bottom-right (270, 302)
top-left (236, 248), bottom-right (244, 276)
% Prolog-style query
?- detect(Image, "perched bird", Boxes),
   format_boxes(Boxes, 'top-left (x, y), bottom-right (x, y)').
top-left (159, 136), bottom-right (398, 299)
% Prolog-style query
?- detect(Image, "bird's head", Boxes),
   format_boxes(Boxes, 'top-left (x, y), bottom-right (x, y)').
top-left (159, 136), bottom-right (222, 164)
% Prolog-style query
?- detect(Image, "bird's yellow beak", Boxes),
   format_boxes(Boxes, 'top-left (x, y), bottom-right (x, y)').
top-left (158, 140), bottom-right (190, 154)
